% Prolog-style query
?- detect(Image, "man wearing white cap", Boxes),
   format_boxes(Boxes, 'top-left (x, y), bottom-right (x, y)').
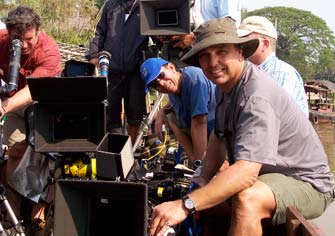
top-left (238, 16), bottom-right (309, 118)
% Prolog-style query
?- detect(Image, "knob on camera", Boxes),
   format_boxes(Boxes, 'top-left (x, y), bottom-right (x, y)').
top-left (98, 51), bottom-right (111, 77)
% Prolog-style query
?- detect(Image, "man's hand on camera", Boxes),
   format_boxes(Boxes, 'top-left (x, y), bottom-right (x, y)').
top-left (0, 100), bottom-right (5, 119)
top-left (89, 58), bottom-right (98, 67)
top-left (89, 58), bottom-right (104, 76)
top-left (171, 33), bottom-right (195, 49)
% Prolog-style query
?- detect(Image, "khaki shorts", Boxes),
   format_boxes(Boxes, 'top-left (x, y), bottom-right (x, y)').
top-left (3, 108), bottom-right (26, 146)
top-left (259, 173), bottom-right (334, 225)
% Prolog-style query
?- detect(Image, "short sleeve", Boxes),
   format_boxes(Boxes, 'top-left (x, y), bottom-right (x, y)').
top-left (234, 96), bottom-right (280, 165)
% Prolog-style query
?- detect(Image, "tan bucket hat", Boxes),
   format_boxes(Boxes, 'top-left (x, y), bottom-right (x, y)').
top-left (181, 18), bottom-right (259, 67)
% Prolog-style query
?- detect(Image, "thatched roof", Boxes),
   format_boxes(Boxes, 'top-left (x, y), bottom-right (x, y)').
top-left (305, 80), bottom-right (335, 92)
top-left (57, 42), bottom-right (88, 67)
top-left (304, 84), bottom-right (329, 93)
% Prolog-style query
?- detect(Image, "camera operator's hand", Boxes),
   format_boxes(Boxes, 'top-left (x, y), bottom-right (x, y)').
top-left (89, 58), bottom-right (98, 67)
top-left (150, 199), bottom-right (188, 236)
top-left (0, 100), bottom-right (6, 119)
top-left (171, 33), bottom-right (195, 50)
top-left (89, 58), bottom-right (104, 76)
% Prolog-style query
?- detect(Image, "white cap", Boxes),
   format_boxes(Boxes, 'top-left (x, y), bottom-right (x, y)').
top-left (238, 16), bottom-right (277, 39)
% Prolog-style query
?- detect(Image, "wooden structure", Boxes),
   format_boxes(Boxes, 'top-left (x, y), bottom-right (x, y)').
top-left (304, 82), bottom-right (335, 124)
top-left (56, 41), bottom-right (89, 66)
top-left (286, 207), bottom-right (324, 236)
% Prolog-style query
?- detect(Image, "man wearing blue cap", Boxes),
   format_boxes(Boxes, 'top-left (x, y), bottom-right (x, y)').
top-left (140, 58), bottom-right (216, 165)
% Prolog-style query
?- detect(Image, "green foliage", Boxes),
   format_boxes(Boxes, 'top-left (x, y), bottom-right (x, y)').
top-left (95, 0), bottom-right (106, 8)
top-left (244, 7), bottom-right (335, 81)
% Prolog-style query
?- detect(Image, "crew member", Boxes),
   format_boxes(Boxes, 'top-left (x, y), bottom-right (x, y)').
top-left (149, 18), bottom-right (334, 236)
top-left (0, 6), bottom-right (61, 233)
top-left (238, 16), bottom-right (309, 117)
top-left (86, 0), bottom-right (149, 144)
top-left (140, 57), bottom-right (216, 165)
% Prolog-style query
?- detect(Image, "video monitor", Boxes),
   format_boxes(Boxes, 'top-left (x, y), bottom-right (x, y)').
top-left (156, 9), bottom-right (178, 26)
top-left (140, 0), bottom-right (190, 35)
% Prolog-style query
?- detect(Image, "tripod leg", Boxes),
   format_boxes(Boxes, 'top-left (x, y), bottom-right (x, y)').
top-left (0, 221), bottom-right (9, 236)
top-left (1, 197), bottom-right (25, 236)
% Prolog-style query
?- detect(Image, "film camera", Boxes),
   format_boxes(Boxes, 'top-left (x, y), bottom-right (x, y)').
top-left (140, 0), bottom-right (192, 64)
top-left (26, 62), bottom-right (195, 235)
top-left (26, 75), bottom-right (150, 236)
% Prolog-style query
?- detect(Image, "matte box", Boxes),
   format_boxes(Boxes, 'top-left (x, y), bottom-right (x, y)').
top-left (27, 76), bottom-right (107, 152)
top-left (54, 179), bottom-right (148, 236)
top-left (33, 102), bottom-right (105, 152)
top-left (95, 133), bottom-right (135, 180)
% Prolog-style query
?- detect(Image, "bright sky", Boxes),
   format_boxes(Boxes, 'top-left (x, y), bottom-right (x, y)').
top-left (241, 0), bottom-right (335, 35)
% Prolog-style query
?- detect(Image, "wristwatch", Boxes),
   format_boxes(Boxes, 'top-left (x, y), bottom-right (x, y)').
top-left (182, 195), bottom-right (196, 215)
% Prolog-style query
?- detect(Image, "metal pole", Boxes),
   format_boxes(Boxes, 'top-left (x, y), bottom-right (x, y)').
top-left (132, 93), bottom-right (165, 152)
top-left (0, 185), bottom-right (25, 236)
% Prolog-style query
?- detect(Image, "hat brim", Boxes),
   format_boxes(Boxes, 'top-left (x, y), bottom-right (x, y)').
top-left (181, 35), bottom-right (259, 67)
top-left (237, 29), bottom-right (252, 37)
top-left (142, 58), bottom-right (168, 93)
top-left (144, 69), bottom-right (161, 93)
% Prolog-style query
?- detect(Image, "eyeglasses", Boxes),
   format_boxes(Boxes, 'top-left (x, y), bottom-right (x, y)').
top-left (148, 71), bottom-right (165, 89)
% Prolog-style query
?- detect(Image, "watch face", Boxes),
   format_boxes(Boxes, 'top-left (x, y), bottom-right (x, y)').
top-left (185, 198), bottom-right (194, 209)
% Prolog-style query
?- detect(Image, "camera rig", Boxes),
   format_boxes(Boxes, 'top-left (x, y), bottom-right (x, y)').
top-left (0, 39), bottom-right (26, 236)
top-left (0, 38), bottom-right (22, 161)
top-left (21, 59), bottom-right (198, 235)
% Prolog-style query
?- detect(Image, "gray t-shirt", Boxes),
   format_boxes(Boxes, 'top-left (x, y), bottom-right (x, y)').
top-left (215, 61), bottom-right (334, 193)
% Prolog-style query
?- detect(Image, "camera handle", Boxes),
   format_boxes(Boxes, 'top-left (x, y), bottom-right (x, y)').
top-left (0, 185), bottom-right (25, 236)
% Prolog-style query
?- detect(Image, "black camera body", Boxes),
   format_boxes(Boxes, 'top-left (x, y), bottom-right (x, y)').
top-left (0, 38), bottom-right (22, 98)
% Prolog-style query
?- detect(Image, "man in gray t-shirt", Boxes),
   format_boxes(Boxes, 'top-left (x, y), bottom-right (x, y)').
top-left (147, 18), bottom-right (334, 236)
top-left (215, 60), bottom-right (333, 193)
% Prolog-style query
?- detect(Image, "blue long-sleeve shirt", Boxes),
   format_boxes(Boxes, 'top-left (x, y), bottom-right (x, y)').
top-left (259, 53), bottom-right (309, 118)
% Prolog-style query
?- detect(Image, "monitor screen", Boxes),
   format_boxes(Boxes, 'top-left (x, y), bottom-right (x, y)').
top-left (156, 9), bottom-right (179, 26)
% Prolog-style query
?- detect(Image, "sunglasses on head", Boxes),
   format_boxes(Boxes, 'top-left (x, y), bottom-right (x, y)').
top-left (148, 71), bottom-right (165, 88)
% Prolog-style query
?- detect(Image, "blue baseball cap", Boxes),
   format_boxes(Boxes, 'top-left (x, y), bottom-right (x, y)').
top-left (140, 57), bottom-right (168, 93)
